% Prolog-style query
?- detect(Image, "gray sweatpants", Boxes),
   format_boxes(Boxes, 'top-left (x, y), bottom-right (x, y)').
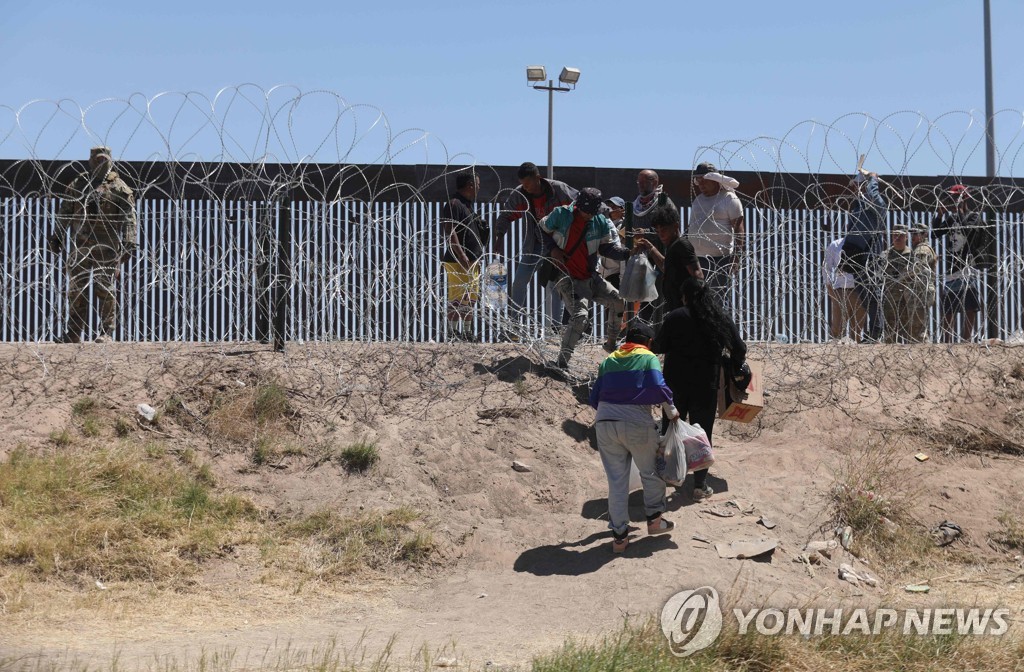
top-left (595, 420), bottom-right (666, 536)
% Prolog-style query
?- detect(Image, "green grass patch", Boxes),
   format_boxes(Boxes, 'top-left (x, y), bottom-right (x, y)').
top-left (0, 445), bottom-right (260, 582)
top-left (81, 416), bottom-right (101, 437)
top-left (252, 437), bottom-right (277, 466)
top-left (253, 382), bottom-right (290, 424)
top-left (338, 440), bottom-right (379, 473)
top-left (114, 416), bottom-right (133, 437)
top-left (49, 429), bottom-right (73, 448)
top-left (71, 396), bottom-right (97, 416)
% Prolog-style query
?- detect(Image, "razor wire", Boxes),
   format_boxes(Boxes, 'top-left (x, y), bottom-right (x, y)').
top-left (2, 88), bottom-right (1024, 362)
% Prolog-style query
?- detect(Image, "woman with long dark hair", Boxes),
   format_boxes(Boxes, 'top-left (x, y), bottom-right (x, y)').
top-left (652, 276), bottom-right (747, 501)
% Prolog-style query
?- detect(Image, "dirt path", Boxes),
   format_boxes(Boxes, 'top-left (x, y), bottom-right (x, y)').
top-left (2, 342), bottom-right (1023, 667)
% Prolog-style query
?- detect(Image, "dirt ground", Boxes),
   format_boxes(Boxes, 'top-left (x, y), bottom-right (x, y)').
top-left (1, 340), bottom-right (1023, 668)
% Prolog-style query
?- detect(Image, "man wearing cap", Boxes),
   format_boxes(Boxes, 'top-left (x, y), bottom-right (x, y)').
top-left (688, 162), bottom-right (744, 302)
top-left (598, 196), bottom-right (627, 290)
top-left (492, 162), bottom-right (578, 324)
top-left (880, 226), bottom-right (914, 343)
top-left (538, 187), bottom-right (632, 369)
top-left (932, 185), bottom-right (985, 342)
top-left (48, 147), bottom-right (137, 343)
top-left (589, 322), bottom-right (679, 553)
top-left (908, 225), bottom-right (937, 342)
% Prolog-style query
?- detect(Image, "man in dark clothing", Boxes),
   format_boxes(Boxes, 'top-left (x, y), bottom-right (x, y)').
top-left (932, 184), bottom-right (987, 342)
top-left (493, 162), bottom-right (578, 320)
top-left (440, 173), bottom-right (488, 339)
top-left (634, 205), bottom-right (703, 315)
top-left (841, 170), bottom-right (887, 341)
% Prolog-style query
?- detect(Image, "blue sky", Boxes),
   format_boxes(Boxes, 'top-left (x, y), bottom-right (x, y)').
top-left (2, 0), bottom-right (1022, 176)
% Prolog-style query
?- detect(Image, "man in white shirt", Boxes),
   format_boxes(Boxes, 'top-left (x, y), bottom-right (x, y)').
top-left (687, 162), bottom-right (744, 303)
top-left (823, 237), bottom-right (864, 342)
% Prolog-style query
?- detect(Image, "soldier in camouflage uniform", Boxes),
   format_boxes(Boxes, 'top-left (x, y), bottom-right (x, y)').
top-left (907, 225), bottom-right (938, 342)
top-left (48, 146), bottom-right (137, 343)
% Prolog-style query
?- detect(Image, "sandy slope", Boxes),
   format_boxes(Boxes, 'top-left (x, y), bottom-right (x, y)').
top-left (1, 340), bottom-right (1023, 667)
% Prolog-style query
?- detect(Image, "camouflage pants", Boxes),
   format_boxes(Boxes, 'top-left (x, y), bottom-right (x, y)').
top-left (883, 284), bottom-right (930, 343)
top-left (66, 262), bottom-right (118, 340)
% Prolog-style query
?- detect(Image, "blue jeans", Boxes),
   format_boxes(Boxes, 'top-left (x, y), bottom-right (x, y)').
top-left (595, 420), bottom-right (666, 537)
top-left (509, 227), bottom-right (563, 326)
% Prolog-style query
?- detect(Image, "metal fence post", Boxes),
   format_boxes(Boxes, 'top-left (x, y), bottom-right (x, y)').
top-left (255, 201), bottom-right (272, 343)
top-left (273, 193), bottom-right (291, 351)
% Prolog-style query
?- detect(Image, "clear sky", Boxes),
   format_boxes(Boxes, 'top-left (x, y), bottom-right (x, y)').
top-left (2, 0), bottom-right (1022, 177)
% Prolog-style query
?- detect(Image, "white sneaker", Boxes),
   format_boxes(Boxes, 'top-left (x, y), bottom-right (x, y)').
top-left (693, 485), bottom-right (714, 502)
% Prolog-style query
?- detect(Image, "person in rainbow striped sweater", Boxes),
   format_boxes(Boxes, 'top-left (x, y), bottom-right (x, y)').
top-left (589, 323), bottom-right (680, 554)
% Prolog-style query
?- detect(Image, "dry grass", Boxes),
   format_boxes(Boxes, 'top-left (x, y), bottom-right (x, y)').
top-left (532, 617), bottom-right (1024, 672)
top-left (0, 440), bottom-right (440, 604)
top-left (0, 445), bottom-right (261, 584)
top-left (271, 506), bottom-right (435, 580)
top-left (990, 502), bottom-right (1024, 552)
top-left (828, 439), bottom-right (934, 574)
top-left (206, 379), bottom-right (296, 459)
top-left (908, 421), bottom-right (1024, 458)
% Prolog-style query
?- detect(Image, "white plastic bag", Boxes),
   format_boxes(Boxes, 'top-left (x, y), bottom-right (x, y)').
top-left (657, 421), bottom-right (686, 484)
top-left (619, 254), bottom-right (659, 302)
top-left (660, 420), bottom-right (714, 481)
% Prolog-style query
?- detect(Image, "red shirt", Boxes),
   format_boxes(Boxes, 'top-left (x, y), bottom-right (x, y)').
top-left (530, 193), bottom-right (548, 220)
top-left (564, 210), bottom-right (591, 280)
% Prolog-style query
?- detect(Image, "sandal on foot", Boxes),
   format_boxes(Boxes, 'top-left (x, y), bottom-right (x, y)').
top-left (612, 535), bottom-right (630, 553)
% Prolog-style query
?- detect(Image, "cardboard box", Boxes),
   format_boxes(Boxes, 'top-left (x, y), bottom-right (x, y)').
top-left (717, 359), bottom-right (764, 423)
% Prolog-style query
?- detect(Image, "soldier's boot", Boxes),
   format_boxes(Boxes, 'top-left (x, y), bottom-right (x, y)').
top-left (57, 331), bottom-right (82, 344)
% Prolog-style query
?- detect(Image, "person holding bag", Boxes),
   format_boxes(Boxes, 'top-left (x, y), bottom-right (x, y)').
top-left (589, 323), bottom-right (679, 553)
top-left (653, 277), bottom-right (748, 502)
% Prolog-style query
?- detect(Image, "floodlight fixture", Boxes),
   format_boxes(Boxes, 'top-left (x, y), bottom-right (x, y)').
top-left (526, 65), bottom-right (547, 83)
top-left (558, 67), bottom-right (581, 87)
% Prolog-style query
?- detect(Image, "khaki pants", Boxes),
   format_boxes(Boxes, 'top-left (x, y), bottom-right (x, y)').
top-left (882, 284), bottom-right (916, 343)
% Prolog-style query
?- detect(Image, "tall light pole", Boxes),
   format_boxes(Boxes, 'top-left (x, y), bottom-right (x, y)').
top-left (525, 66), bottom-right (581, 179)
top-left (984, 0), bottom-right (995, 177)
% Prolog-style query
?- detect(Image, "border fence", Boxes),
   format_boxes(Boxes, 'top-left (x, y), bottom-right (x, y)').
top-left (2, 161), bottom-right (1023, 345)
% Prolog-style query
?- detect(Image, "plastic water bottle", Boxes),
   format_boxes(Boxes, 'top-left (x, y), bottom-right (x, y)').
top-left (482, 261), bottom-right (507, 311)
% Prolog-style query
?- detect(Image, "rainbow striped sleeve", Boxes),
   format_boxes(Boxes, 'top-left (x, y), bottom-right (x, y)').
top-left (589, 344), bottom-right (675, 409)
